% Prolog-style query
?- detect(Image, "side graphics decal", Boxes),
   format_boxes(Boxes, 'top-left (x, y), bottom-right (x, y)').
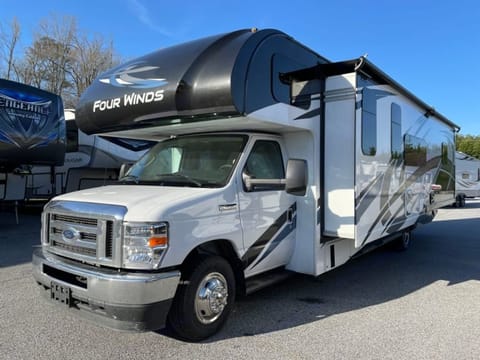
top-left (357, 155), bottom-right (445, 246)
top-left (242, 203), bottom-right (297, 270)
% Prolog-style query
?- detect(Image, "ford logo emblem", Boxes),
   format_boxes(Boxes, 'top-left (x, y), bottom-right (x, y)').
top-left (62, 228), bottom-right (80, 242)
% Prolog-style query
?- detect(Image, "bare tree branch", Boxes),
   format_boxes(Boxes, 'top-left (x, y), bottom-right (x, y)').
top-left (3, 14), bottom-right (120, 107)
top-left (0, 17), bottom-right (21, 79)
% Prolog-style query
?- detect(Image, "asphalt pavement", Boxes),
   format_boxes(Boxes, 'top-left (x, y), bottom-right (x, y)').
top-left (0, 200), bottom-right (479, 359)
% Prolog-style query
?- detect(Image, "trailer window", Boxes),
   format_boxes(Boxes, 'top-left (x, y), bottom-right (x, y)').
top-left (66, 120), bottom-right (78, 152)
top-left (361, 88), bottom-right (377, 156)
top-left (404, 135), bottom-right (427, 166)
top-left (391, 103), bottom-right (402, 159)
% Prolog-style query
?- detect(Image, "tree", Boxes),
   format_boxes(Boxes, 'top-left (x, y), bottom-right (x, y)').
top-left (15, 15), bottom-right (76, 97)
top-left (65, 34), bottom-right (119, 107)
top-left (5, 14), bottom-right (120, 108)
top-left (457, 134), bottom-right (480, 159)
top-left (0, 17), bottom-right (21, 79)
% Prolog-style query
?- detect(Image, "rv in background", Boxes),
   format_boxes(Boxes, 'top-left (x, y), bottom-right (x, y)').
top-left (26, 109), bottom-right (154, 199)
top-left (454, 151), bottom-right (480, 207)
top-left (33, 29), bottom-right (459, 341)
top-left (0, 79), bottom-right (65, 203)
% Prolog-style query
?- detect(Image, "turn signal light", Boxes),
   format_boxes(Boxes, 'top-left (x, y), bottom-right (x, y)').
top-left (148, 236), bottom-right (168, 248)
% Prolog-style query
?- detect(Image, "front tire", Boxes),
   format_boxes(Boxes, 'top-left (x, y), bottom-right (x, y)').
top-left (167, 256), bottom-right (235, 341)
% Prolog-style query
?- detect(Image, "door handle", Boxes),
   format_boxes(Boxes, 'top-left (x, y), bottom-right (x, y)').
top-left (218, 203), bottom-right (238, 212)
top-left (287, 208), bottom-right (293, 223)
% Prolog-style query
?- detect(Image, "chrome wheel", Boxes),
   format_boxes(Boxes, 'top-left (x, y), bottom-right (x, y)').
top-left (167, 256), bottom-right (235, 341)
top-left (194, 272), bottom-right (229, 324)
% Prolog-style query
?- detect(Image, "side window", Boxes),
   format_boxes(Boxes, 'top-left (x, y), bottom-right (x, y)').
top-left (244, 140), bottom-right (285, 191)
top-left (391, 103), bottom-right (402, 159)
top-left (404, 135), bottom-right (427, 166)
top-left (361, 88), bottom-right (377, 156)
top-left (441, 143), bottom-right (450, 166)
top-left (272, 54), bottom-right (305, 107)
top-left (66, 120), bottom-right (79, 152)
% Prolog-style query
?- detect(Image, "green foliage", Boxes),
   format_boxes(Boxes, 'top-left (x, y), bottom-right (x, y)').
top-left (456, 134), bottom-right (480, 159)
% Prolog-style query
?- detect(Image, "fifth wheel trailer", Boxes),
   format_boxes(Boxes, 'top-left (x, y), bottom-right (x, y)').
top-left (0, 78), bottom-right (65, 202)
top-left (453, 151), bottom-right (480, 206)
top-left (32, 28), bottom-right (459, 341)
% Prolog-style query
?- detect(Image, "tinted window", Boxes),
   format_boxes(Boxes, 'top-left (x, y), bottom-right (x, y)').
top-left (404, 135), bottom-right (427, 166)
top-left (66, 120), bottom-right (78, 152)
top-left (272, 54), bottom-right (305, 107)
top-left (391, 103), bottom-right (402, 159)
top-left (362, 88), bottom-right (377, 156)
top-left (244, 140), bottom-right (284, 191)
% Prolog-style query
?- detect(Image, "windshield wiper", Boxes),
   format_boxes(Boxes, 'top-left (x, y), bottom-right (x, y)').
top-left (155, 173), bottom-right (203, 187)
top-left (119, 175), bottom-right (140, 184)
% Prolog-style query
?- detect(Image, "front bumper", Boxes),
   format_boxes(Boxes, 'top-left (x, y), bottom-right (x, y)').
top-left (32, 247), bottom-right (181, 331)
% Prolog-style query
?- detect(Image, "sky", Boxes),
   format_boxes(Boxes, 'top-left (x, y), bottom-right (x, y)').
top-left (1, 0), bottom-right (479, 135)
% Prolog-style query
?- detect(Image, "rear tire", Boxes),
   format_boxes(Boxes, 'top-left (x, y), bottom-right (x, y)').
top-left (167, 256), bottom-right (235, 341)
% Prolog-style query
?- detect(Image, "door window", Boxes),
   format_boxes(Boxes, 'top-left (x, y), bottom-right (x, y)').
top-left (244, 140), bottom-right (284, 191)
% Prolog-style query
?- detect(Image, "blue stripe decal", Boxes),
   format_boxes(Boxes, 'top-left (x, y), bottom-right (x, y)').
top-left (250, 208), bottom-right (296, 269)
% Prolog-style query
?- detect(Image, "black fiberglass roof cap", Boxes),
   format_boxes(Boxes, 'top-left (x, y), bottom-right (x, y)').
top-left (75, 28), bottom-right (326, 135)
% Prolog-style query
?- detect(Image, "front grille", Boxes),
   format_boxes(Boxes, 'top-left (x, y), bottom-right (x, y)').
top-left (52, 240), bottom-right (96, 257)
top-left (81, 233), bottom-right (97, 242)
top-left (44, 201), bottom-right (126, 267)
top-left (52, 214), bottom-right (98, 226)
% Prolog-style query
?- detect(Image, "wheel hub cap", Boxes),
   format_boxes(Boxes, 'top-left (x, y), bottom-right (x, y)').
top-left (195, 272), bottom-right (228, 324)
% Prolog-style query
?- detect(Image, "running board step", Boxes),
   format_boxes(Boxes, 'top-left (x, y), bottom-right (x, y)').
top-left (245, 268), bottom-right (293, 295)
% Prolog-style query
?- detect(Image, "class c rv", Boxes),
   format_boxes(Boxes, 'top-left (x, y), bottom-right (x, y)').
top-left (0, 79), bottom-right (65, 203)
top-left (32, 28), bottom-right (459, 341)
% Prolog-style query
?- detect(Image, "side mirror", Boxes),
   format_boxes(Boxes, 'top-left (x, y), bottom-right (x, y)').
top-left (285, 159), bottom-right (307, 196)
top-left (119, 163), bottom-right (133, 179)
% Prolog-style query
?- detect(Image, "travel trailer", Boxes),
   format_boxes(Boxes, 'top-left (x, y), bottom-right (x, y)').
top-left (0, 79), bottom-right (65, 203)
top-left (32, 29), bottom-right (459, 341)
top-left (26, 109), bottom-right (154, 199)
top-left (454, 151), bottom-right (480, 206)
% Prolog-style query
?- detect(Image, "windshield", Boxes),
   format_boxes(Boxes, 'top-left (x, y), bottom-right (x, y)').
top-left (120, 135), bottom-right (247, 188)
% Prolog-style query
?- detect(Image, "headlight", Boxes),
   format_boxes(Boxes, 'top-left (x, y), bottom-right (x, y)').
top-left (123, 222), bottom-right (168, 269)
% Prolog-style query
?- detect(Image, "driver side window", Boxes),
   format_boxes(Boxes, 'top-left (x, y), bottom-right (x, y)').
top-left (244, 140), bottom-right (285, 191)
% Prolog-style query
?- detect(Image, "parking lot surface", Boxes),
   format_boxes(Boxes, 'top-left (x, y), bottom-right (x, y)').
top-left (1, 201), bottom-right (479, 359)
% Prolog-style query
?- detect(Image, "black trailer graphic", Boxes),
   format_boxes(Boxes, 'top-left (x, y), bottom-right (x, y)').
top-left (0, 79), bottom-right (65, 170)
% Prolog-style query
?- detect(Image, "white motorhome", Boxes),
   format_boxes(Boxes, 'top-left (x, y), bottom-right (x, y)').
top-left (32, 29), bottom-right (459, 341)
top-left (454, 151), bottom-right (480, 206)
top-left (25, 109), bottom-right (154, 199)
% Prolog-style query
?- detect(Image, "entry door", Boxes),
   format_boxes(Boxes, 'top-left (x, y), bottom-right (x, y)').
top-left (237, 139), bottom-right (297, 277)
